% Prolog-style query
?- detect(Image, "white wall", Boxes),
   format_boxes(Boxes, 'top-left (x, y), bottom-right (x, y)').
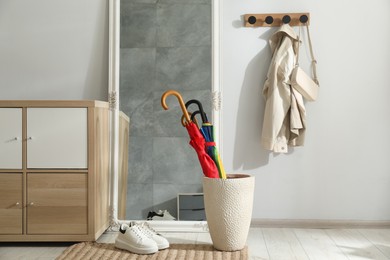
top-left (2, 0), bottom-right (389, 221)
top-left (0, 0), bottom-right (108, 101)
top-left (222, 0), bottom-right (390, 220)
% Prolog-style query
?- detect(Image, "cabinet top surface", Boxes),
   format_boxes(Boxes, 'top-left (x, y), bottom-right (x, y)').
top-left (0, 100), bottom-right (109, 108)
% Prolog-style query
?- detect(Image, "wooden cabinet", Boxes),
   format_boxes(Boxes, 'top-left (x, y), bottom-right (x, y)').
top-left (0, 100), bottom-right (110, 242)
top-left (118, 111), bottom-right (130, 220)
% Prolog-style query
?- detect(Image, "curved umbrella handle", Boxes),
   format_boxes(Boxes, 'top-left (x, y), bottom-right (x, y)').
top-left (185, 99), bottom-right (208, 123)
top-left (161, 90), bottom-right (191, 124)
top-left (190, 110), bottom-right (202, 123)
top-left (181, 112), bottom-right (199, 127)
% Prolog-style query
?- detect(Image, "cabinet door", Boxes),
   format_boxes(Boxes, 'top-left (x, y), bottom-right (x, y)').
top-left (0, 108), bottom-right (22, 169)
top-left (27, 108), bottom-right (88, 168)
top-left (0, 174), bottom-right (23, 234)
top-left (27, 173), bottom-right (87, 234)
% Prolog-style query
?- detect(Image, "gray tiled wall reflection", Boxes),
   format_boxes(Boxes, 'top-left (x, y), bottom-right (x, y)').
top-left (120, 0), bottom-right (211, 220)
top-left (121, 3), bottom-right (156, 48)
top-left (156, 47), bottom-right (211, 91)
top-left (156, 4), bottom-right (211, 47)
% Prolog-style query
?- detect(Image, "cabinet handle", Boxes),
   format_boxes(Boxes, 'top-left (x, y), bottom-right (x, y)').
top-left (7, 137), bottom-right (20, 142)
top-left (28, 202), bottom-right (35, 207)
top-left (27, 136), bottom-right (34, 141)
top-left (7, 202), bottom-right (21, 209)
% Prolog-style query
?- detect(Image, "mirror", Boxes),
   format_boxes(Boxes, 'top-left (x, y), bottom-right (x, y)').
top-left (109, 0), bottom-right (221, 225)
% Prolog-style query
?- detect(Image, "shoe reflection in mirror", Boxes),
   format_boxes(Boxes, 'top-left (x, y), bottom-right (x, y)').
top-left (147, 210), bottom-right (176, 221)
top-left (146, 211), bottom-right (164, 220)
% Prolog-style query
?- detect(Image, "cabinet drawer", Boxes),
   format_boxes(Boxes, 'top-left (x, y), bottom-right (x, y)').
top-left (27, 108), bottom-right (88, 168)
top-left (177, 193), bottom-right (206, 221)
top-left (177, 193), bottom-right (204, 210)
top-left (27, 173), bottom-right (87, 234)
top-left (178, 209), bottom-right (206, 221)
top-left (0, 173), bottom-right (23, 234)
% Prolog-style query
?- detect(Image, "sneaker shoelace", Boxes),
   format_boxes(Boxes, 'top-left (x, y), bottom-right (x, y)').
top-left (129, 221), bottom-right (160, 238)
top-left (128, 225), bottom-right (146, 241)
top-left (139, 222), bottom-right (160, 237)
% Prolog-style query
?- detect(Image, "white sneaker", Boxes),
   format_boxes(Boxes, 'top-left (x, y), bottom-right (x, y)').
top-left (115, 223), bottom-right (158, 254)
top-left (132, 222), bottom-right (170, 250)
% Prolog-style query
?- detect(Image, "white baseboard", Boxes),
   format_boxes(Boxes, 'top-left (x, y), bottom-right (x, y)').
top-left (250, 219), bottom-right (390, 229)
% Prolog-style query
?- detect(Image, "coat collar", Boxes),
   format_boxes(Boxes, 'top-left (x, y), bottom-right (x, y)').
top-left (269, 24), bottom-right (299, 53)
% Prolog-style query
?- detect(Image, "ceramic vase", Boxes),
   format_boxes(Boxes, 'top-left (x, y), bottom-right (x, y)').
top-left (203, 174), bottom-right (255, 251)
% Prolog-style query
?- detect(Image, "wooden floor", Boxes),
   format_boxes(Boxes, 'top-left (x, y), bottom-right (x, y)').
top-left (1, 228), bottom-right (390, 259)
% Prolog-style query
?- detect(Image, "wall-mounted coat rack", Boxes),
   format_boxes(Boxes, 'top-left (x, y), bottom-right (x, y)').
top-left (244, 13), bottom-right (310, 27)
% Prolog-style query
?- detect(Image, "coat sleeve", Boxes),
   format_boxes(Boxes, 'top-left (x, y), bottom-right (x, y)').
top-left (261, 37), bottom-right (295, 153)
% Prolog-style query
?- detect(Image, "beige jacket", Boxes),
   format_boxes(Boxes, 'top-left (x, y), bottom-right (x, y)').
top-left (261, 24), bottom-right (306, 153)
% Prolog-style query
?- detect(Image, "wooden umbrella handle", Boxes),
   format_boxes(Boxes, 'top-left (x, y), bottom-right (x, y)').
top-left (181, 112), bottom-right (199, 127)
top-left (161, 90), bottom-right (191, 124)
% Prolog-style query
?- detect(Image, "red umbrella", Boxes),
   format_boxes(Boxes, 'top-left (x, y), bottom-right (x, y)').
top-left (186, 121), bottom-right (219, 178)
top-left (161, 90), bottom-right (219, 178)
top-left (185, 100), bottom-right (226, 179)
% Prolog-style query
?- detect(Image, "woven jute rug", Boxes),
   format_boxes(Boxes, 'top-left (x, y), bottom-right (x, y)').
top-left (56, 242), bottom-right (248, 260)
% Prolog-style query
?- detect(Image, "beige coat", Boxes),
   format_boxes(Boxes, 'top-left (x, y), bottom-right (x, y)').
top-left (261, 24), bottom-right (306, 153)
